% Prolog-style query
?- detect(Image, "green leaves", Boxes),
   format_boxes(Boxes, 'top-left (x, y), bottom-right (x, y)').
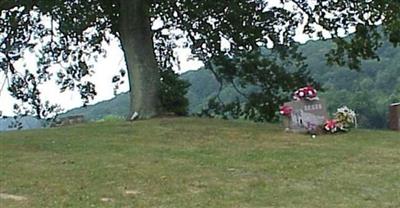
top-left (199, 49), bottom-right (319, 122)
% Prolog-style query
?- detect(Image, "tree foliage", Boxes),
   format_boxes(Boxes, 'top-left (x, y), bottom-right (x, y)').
top-left (1, 0), bottom-right (399, 121)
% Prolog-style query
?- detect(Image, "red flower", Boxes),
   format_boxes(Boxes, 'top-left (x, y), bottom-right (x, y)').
top-left (293, 86), bottom-right (318, 101)
top-left (279, 105), bottom-right (292, 116)
top-left (324, 119), bottom-right (337, 133)
top-left (304, 86), bottom-right (317, 99)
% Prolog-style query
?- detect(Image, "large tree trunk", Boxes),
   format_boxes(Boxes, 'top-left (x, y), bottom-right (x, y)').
top-left (118, 0), bottom-right (161, 119)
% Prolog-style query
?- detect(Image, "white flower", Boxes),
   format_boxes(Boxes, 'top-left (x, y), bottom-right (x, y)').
top-left (335, 106), bottom-right (356, 125)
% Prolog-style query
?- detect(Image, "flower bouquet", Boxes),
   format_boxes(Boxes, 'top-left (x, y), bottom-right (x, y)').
top-left (324, 106), bottom-right (356, 133)
top-left (324, 119), bottom-right (338, 133)
top-left (293, 86), bottom-right (319, 101)
top-left (279, 105), bottom-right (293, 117)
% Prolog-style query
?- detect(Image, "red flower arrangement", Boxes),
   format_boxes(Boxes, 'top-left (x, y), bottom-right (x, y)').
top-left (279, 105), bottom-right (292, 117)
top-left (324, 119), bottom-right (337, 133)
top-left (293, 86), bottom-right (318, 101)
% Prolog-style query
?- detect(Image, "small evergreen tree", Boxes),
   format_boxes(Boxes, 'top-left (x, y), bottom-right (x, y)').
top-left (160, 70), bottom-right (190, 116)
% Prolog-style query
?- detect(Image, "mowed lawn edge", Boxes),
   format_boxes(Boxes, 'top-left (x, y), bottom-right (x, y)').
top-left (1, 118), bottom-right (399, 208)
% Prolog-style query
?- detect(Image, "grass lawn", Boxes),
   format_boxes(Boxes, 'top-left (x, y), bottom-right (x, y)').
top-left (0, 117), bottom-right (399, 207)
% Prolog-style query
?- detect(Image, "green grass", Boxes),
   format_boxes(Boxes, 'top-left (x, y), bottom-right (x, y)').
top-left (0, 118), bottom-right (399, 207)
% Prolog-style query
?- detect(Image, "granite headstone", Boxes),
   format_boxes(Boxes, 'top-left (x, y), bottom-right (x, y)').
top-left (283, 99), bottom-right (329, 133)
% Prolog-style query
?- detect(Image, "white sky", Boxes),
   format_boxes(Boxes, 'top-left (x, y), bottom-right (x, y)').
top-left (0, 0), bottom-right (348, 117)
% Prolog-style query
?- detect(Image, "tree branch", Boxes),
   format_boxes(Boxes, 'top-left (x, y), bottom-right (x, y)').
top-left (231, 79), bottom-right (249, 100)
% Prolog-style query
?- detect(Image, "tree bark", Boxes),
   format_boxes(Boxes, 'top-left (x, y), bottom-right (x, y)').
top-left (118, 0), bottom-right (161, 119)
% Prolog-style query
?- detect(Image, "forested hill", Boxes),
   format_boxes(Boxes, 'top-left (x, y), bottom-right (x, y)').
top-left (303, 40), bottom-right (400, 95)
top-left (302, 40), bottom-right (400, 128)
top-left (59, 39), bottom-right (399, 129)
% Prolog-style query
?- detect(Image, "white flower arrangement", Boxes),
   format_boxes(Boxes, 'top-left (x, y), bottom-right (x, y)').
top-left (334, 106), bottom-right (357, 131)
top-left (324, 106), bottom-right (357, 133)
top-left (336, 106), bottom-right (356, 118)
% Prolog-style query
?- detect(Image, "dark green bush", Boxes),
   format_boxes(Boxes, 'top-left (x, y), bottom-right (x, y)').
top-left (160, 69), bottom-right (191, 116)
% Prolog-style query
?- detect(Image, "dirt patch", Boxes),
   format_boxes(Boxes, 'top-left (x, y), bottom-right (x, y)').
top-left (100, 197), bottom-right (114, 202)
top-left (124, 190), bottom-right (140, 196)
top-left (0, 193), bottom-right (27, 201)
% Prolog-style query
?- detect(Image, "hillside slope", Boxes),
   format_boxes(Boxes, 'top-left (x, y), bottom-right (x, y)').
top-left (1, 118), bottom-right (399, 207)
top-left (60, 92), bottom-right (130, 120)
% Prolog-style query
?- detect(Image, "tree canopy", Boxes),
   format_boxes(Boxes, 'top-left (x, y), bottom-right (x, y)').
top-left (1, 0), bottom-right (399, 121)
